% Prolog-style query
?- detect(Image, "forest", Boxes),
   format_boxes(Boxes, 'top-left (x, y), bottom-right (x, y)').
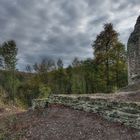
top-left (0, 23), bottom-right (128, 108)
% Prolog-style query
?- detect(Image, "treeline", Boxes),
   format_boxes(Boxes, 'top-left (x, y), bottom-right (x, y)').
top-left (0, 23), bottom-right (128, 108)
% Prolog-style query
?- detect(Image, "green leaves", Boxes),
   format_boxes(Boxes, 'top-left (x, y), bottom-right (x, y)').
top-left (1, 40), bottom-right (18, 70)
top-left (92, 23), bottom-right (127, 92)
top-left (39, 84), bottom-right (51, 98)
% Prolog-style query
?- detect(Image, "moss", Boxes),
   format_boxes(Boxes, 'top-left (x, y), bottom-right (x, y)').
top-left (32, 98), bottom-right (48, 110)
top-left (47, 94), bottom-right (140, 129)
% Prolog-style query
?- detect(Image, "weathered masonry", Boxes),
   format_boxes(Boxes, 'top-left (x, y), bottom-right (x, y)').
top-left (32, 94), bottom-right (140, 129)
top-left (127, 15), bottom-right (140, 84)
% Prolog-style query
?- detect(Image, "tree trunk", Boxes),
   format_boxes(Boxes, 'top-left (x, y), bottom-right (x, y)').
top-left (106, 58), bottom-right (110, 92)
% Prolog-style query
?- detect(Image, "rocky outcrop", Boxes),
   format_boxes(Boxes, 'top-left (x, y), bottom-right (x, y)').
top-left (127, 15), bottom-right (140, 84)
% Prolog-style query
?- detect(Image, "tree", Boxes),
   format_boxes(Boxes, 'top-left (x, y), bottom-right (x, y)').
top-left (1, 40), bottom-right (18, 70)
top-left (92, 23), bottom-right (118, 92)
top-left (110, 42), bottom-right (127, 88)
top-left (52, 59), bottom-right (67, 94)
top-left (33, 58), bottom-right (56, 84)
top-left (81, 59), bottom-right (95, 93)
top-left (0, 47), bottom-right (3, 68)
top-left (72, 57), bottom-right (81, 67)
top-left (65, 65), bottom-right (72, 94)
top-left (25, 64), bottom-right (32, 73)
top-left (0, 57), bottom-right (3, 68)
top-left (57, 58), bottom-right (63, 69)
top-left (1, 40), bottom-right (18, 103)
top-left (33, 58), bottom-right (56, 73)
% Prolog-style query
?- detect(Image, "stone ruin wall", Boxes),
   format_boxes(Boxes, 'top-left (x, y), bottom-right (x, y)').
top-left (128, 16), bottom-right (140, 84)
top-left (32, 95), bottom-right (140, 130)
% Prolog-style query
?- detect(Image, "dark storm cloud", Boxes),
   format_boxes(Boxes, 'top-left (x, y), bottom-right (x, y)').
top-left (0, 0), bottom-right (140, 70)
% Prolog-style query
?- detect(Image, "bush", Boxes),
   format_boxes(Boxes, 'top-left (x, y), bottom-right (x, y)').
top-left (39, 84), bottom-right (51, 98)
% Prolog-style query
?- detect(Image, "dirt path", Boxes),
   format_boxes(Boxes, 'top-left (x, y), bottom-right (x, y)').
top-left (0, 105), bottom-right (24, 119)
top-left (0, 105), bottom-right (140, 140)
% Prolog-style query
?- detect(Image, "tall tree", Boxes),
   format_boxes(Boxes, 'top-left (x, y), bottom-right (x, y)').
top-left (1, 40), bottom-right (18, 70)
top-left (92, 23), bottom-right (118, 92)
top-left (1, 40), bottom-right (18, 103)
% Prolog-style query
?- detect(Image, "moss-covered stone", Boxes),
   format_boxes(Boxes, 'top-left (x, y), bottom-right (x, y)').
top-left (48, 94), bottom-right (140, 129)
top-left (32, 98), bottom-right (48, 110)
top-left (32, 94), bottom-right (140, 129)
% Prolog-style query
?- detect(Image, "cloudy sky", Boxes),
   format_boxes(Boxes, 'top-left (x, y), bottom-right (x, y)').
top-left (0, 0), bottom-right (140, 70)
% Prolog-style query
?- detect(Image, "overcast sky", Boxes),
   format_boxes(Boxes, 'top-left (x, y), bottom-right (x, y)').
top-left (0, 0), bottom-right (140, 70)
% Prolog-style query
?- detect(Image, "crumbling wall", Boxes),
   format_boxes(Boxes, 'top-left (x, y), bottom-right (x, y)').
top-left (32, 98), bottom-right (48, 110)
top-left (48, 94), bottom-right (140, 129)
top-left (127, 15), bottom-right (140, 84)
top-left (32, 94), bottom-right (140, 129)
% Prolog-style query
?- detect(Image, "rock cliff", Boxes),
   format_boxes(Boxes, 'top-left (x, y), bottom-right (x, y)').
top-left (128, 15), bottom-right (140, 84)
